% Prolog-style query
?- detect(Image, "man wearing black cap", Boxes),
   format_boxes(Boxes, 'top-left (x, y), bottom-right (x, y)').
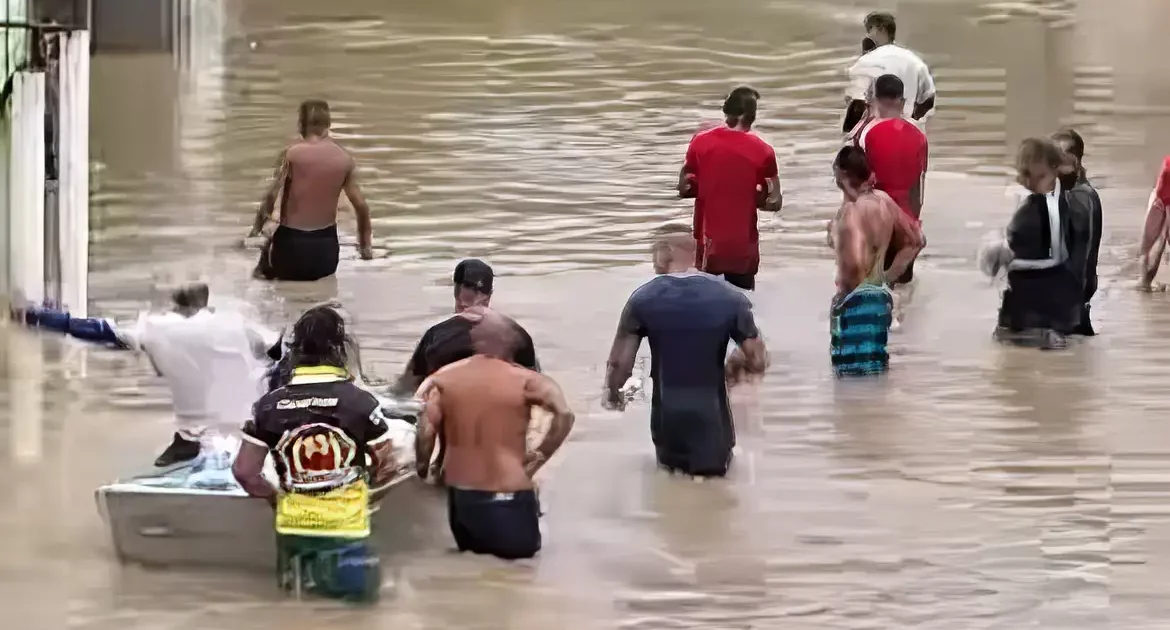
top-left (677, 86), bottom-right (782, 291)
top-left (392, 259), bottom-right (540, 396)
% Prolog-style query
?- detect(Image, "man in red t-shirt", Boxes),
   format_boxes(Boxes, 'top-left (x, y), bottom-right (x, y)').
top-left (677, 86), bottom-right (782, 291)
top-left (852, 74), bottom-right (928, 287)
top-left (1138, 156), bottom-right (1170, 290)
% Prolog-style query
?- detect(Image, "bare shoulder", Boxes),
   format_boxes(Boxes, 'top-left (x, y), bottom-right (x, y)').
top-left (850, 193), bottom-right (885, 216)
top-left (331, 141), bottom-right (356, 164)
top-left (414, 373), bottom-right (441, 400)
top-left (517, 363), bottom-right (546, 385)
top-left (521, 369), bottom-right (558, 396)
top-left (872, 189), bottom-right (898, 208)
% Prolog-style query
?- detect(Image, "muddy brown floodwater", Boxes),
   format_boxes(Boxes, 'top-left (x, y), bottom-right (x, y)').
top-left (4, 0), bottom-right (1170, 627)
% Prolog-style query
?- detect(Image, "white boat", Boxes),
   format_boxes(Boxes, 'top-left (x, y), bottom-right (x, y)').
top-left (95, 395), bottom-right (451, 570)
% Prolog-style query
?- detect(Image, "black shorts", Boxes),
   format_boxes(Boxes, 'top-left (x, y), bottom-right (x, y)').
top-left (257, 224), bottom-right (340, 282)
top-left (657, 449), bottom-right (733, 478)
top-left (650, 396), bottom-right (736, 478)
top-left (447, 487), bottom-right (541, 560)
top-left (718, 272), bottom-right (755, 291)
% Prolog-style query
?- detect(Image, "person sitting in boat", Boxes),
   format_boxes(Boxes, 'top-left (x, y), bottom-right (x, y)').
top-left (979, 138), bottom-right (1096, 347)
top-left (13, 282), bottom-right (279, 466)
top-left (232, 303), bottom-right (398, 603)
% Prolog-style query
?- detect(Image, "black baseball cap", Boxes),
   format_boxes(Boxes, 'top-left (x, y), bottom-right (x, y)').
top-left (453, 259), bottom-right (494, 295)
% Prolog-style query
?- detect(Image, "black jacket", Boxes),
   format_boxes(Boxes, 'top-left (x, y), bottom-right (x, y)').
top-left (999, 186), bottom-right (1095, 334)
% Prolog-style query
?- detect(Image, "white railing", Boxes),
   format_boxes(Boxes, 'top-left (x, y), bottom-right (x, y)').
top-left (7, 68), bottom-right (45, 305)
top-left (3, 27), bottom-right (89, 317)
top-left (56, 29), bottom-right (89, 318)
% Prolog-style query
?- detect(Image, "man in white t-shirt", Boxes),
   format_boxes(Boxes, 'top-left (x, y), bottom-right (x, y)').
top-left (14, 284), bottom-right (280, 467)
top-left (842, 12), bottom-right (937, 134)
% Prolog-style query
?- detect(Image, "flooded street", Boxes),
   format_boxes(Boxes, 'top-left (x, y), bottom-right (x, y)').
top-left (5, 0), bottom-right (1170, 627)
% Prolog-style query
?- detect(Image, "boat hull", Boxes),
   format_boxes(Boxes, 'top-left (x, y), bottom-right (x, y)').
top-left (94, 409), bottom-right (449, 570)
top-left (96, 473), bottom-right (449, 570)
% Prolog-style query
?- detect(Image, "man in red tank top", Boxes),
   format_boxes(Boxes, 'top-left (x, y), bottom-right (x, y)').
top-left (677, 87), bottom-right (783, 291)
top-left (852, 74), bottom-right (928, 289)
top-left (1138, 156), bottom-right (1170, 290)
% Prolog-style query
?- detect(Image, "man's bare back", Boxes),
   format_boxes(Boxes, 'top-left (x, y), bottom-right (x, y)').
top-left (250, 100), bottom-right (373, 266)
top-left (831, 150), bottom-right (923, 299)
top-left (420, 356), bottom-right (537, 492)
top-left (834, 191), bottom-right (896, 276)
top-left (413, 307), bottom-right (573, 559)
top-left (281, 139), bottom-right (354, 231)
top-left (414, 308), bottom-right (574, 492)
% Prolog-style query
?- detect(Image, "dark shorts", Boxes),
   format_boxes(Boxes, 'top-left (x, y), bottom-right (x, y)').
top-left (716, 272), bottom-right (755, 291)
top-left (656, 447), bottom-right (733, 478)
top-left (447, 487), bottom-right (541, 560)
top-left (830, 284), bottom-right (893, 377)
top-left (716, 269), bottom-right (753, 289)
top-left (257, 224), bottom-right (340, 282)
top-left (276, 534), bottom-right (380, 603)
top-left (650, 392), bottom-right (736, 478)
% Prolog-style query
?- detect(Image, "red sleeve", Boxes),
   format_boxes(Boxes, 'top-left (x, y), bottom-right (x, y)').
top-left (760, 144), bottom-right (779, 181)
top-left (1157, 156), bottom-right (1170, 205)
top-left (683, 137), bottom-right (699, 174)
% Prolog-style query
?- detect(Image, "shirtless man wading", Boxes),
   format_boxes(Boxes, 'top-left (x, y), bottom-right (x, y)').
top-left (828, 146), bottom-right (923, 376)
top-left (414, 308), bottom-right (575, 560)
top-left (250, 99), bottom-right (374, 282)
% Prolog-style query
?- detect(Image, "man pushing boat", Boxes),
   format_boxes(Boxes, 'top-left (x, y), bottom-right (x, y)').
top-left (13, 283), bottom-right (279, 466)
top-left (233, 303), bottom-right (401, 602)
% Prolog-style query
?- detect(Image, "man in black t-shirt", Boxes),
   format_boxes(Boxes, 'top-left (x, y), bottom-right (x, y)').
top-left (392, 259), bottom-right (540, 396)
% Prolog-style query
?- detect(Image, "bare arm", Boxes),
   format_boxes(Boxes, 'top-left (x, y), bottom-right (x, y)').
top-left (759, 176), bottom-right (783, 213)
top-left (678, 140), bottom-right (698, 198)
top-left (342, 160), bottom-right (374, 257)
top-left (413, 379), bottom-right (442, 480)
top-left (725, 295), bottom-right (769, 384)
top-left (758, 148), bottom-right (782, 213)
top-left (908, 146), bottom-right (928, 220)
top-left (604, 297), bottom-right (644, 410)
top-left (827, 201), bottom-right (848, 248)
top-left (605, 332), bottom-right (640, 410)
top-left (250, 149), bottom-right (288, 237)
top-left (911, 96), bottom-right (935, 121)
top-left (523, 373), bottom-right (575, 476)
top-left (834, 203), bottom-right (868, 301)
top-left (363, 405), bottom-right (400, 500)
top-left (886, 206), bottom-right (925, 282)
top-left (391, 334), bottom-right (429, 397)
top-left (842, 100), bottom-right (868, 134)
top-left (392, 372), bottom-right (423, 398)
top-left (912, 67), bottom-right (937, 121)
top-left (232, 441), bottom-right (276, 506)
top-left (678, 166), bottom-right (696, 199)
top-left (1140, 196), bottom-right (1168, 288)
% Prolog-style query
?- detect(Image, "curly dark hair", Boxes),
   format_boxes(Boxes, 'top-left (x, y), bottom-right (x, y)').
top-left (288, 304), bottom-right (349, 369)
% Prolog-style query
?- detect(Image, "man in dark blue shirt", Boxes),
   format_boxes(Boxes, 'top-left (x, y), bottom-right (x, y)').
top-left (603, 227), bottom-right (768, 477)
